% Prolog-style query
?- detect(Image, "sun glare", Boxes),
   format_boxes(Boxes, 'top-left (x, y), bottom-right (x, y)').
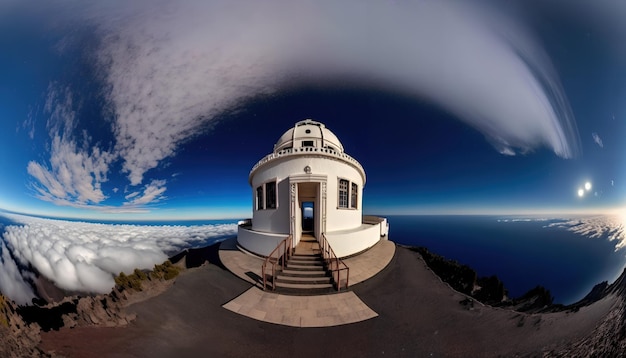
top-left (585, 182), bottom-right (592, 191)
top-left (577, 189), bottom-right (584, 197)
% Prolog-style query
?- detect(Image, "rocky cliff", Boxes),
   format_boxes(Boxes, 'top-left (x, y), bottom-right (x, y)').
top-left (0, 294), bottom-right (48, 358)
top-left (542, 268), bottom-right (626, 356)
top-left (0, 260), bottom-right (181, 357)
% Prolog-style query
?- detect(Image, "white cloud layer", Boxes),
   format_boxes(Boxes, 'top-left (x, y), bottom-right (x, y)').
top-left (0, 241), bottom-right (36, 305)
top-left (0, 214), bottom-right (236, 304)
top-left (26, 0), bottom-right (581, 212)
top-left (547, 215), bottom-right (626, 250)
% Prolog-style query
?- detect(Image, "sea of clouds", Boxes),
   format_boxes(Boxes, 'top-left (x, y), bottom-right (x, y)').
top-left (0, 213), bottom-right (236, 305)
top-left (547, 215), bottom-right (626, 251)
top-left (500, 215), bottom-right (626, 251)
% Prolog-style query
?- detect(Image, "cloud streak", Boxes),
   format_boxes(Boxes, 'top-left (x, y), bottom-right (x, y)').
top-left (27, 0), bottom-right (581, 211)
top-left (95, 0), bottom-right (580, 167)
top-left (0, 213), bottom-right (237, 304)
top-left (547, 215), bottom-right (626, 250)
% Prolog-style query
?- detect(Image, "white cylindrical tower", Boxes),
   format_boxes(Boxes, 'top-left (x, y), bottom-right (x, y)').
top-left (238, 119), bottom-right (383, 258)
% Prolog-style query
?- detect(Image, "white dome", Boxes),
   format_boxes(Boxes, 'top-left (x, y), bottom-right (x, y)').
top-left (273, 119), bottom-right (344, 153)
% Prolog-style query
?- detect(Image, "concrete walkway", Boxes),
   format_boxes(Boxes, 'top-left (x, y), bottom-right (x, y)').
top-left (218, 237), bottom-right (395, 327)
top-left (223, 289), bottom-right (377, 327)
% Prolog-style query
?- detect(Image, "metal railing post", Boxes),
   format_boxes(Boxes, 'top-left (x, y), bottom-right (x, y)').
top-left (261, 235), bottom-right (292, 292)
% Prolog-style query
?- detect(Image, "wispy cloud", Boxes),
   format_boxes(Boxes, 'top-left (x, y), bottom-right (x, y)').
top-left (28, 85), bottom-right (115, 206)
top-left (91, 0), bottom-right (580, 169)
top-left (592, 132), bottom-right (604, 148)
top-left (0, 213), bottom-right (237, 304)
top-left (27, 0), bottom-right (582, 212)
top-left (547, 215), bottom-right (625, 250)
top-left (124, 179), bottom-right (167, 206)
top-left (499, 215), bottom-right (626, 250)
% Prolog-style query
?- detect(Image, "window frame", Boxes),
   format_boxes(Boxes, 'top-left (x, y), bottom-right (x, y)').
top-left (256, 186), bottom-right (264, 210)
top-left (265, 181), bottom-right (277, 209)
top-left (256, 179), bottom-right (278, 210)
top-left (338, 178), bottom-right (349, 209)
top-left (351, 182), bottom-right (358, 209)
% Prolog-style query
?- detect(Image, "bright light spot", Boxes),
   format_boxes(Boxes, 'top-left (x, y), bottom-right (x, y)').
top-left (585, 182), bottom-right (592, 191)
top-left (577, 188), bottom-right (584, 197)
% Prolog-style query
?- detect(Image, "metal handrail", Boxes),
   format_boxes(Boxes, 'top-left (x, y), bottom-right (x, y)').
top-left (261, 235), bottom-right (293, 290)
top-left (319, 234), bottom-right (350, 291)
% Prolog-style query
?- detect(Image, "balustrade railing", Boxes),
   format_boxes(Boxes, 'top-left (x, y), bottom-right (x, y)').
top-left (261, 235), bottom-right (293, 291)
top-left (249, 147), bottom-right (365, 180)
top-left (319, 234), bottom-right (350, 291)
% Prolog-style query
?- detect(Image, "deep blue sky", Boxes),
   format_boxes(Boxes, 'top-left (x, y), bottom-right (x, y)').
top-left (0, 0), bottom-right (625, 220)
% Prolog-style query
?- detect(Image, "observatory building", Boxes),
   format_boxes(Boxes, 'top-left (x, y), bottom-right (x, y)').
top-left (237, 119), bottom-right (388, 258)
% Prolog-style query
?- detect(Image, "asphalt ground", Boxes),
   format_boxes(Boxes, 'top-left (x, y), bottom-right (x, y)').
top-left (40, 245), bottom-right (613, 357)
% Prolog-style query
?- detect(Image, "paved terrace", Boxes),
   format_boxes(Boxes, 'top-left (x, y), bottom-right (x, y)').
top-left (219, 237), bottom-right (396, 327)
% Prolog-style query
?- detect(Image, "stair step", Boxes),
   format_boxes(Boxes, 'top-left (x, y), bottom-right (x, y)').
top-left (294, 251), bottom-right (321, 256)
top-left (288, 260), bottom-right (323, 267)
top-left (262, 244), bottom-right (346, 295)
top-left (289, 255), bottom-right (324, 261)
top-left (274, 286), bottom-right (338, 296)
top-left (279, 270), bottom-right (329, 278)
top-left (286, 261), bottom-right (324, 268)
top-left (275, 281), bottom-right (334, 290)
top-left (281, 267), bottom-right (327, 274)
top-left (276, 275), bottom-right (332, 284)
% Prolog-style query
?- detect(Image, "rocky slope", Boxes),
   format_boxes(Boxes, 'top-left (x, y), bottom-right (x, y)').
top-left (0, 260), bottom-right (181, 357)
top-left (0, 294), bottom-right (48, 358)
top-left (414, 246), bottom-right (556, 312)
top-left (3, 243), bottom-right (626, 357)
top-left (414, 245), bottom-right (626, 356)
top-left (542, 269), bottom-right (626, 356)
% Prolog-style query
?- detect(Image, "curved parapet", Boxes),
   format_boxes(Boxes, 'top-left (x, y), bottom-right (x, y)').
top-left (237, 225), bottom-right (289, 257)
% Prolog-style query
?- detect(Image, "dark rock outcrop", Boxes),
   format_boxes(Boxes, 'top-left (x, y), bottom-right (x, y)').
top-left (411, 247), bottom-right (477, 295)
top-left (542, 268), bottom-right (626, 356)
top-left (0, 294), bottom-right (50, 358)
top-left (412, 246), bottom-right (510, 305)
top-left (0, 257), bottom-right (184, 357)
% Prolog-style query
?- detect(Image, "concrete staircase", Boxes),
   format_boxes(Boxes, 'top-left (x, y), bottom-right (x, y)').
top-left (274, 234), bottom-right (335, 295)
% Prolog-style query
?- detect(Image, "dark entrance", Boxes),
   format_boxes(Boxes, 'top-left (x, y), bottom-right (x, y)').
top-left (302, 201), bottom-right (314, 233)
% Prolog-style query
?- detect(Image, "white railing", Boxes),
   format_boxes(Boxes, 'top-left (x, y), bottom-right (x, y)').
top-left (249, 148), bottom-right (365, 180)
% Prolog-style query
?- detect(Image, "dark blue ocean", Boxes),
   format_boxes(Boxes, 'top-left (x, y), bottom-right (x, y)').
top-left (387, 215), bottom-right (626, 305)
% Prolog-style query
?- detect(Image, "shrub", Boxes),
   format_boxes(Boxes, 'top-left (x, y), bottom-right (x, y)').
top-left (115, 260), bottom-right (180, 291)
top-left (413, 247), bottom-right (477, 295)
top-left (474, 275), bottom-right (507, 304)
top-left (151, 261), bottom-right (180, 280)
top-left (114, 269), bottom-right (149, 291)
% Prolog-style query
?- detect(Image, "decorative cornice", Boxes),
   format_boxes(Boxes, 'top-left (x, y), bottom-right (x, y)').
top-left (249, 147), bottom-right (366, 185)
